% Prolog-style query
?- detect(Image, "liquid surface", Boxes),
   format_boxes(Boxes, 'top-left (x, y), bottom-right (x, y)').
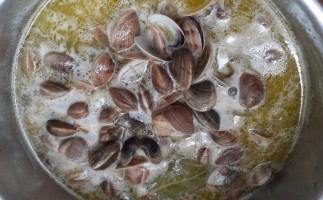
top-left (13, 0), bottom-right (305, 199)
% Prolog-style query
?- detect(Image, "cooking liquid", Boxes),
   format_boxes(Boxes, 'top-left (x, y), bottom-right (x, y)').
top-left (13, 0), bottom-right (306, 199)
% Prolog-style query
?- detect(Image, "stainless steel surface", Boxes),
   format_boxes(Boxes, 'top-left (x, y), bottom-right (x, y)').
top-left (0, 0), bottom-right (322, 199)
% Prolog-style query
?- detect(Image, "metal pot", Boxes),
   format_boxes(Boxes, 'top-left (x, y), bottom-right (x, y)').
top-left (0, 0), bottom-right (322, 199)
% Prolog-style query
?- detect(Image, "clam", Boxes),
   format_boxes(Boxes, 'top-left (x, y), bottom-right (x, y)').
top-left (99, 106), bottom-right (119, 123)
top-left (138, 84), bottom-right (153, 113)
top-left (194, 42), bottom-right (213, 80)
top-left (46, 120), bottom-right (77, 137)
top-left (40, 81), bottom-right (71, 99)
top-left (116, 156), bottom-right (148, 169)
top-left (128, 118), bottom-right (145, 132)
top-left (64, 170), bottom-right (90, 187)
top-left (197, 146), bottom-right (210, 165)
top-left (216, 1), bottom-right (231, 20)
top-left (99, 126), bottom-right (123, 143)
top-left (239, 72), bottom-right (265, 108)
top-left (151, 64), bottom-right (173, 95)
top-left (183, 80), bottom-right (217, 112)
top-left (264, 49), bottom-right (283, 62)
top-left (43, 52), bottom-right (77, 73)
top-left (248, 162), bottom-right (273, 186)
top-left (91, 52), bottom-right (115, 87)
top-left (257, 16), bottom-right (272, 28)
top-left (67, 102), bottom-right (89, 119)
top-left (70, 79), bottom-right (93, 90)
top-left (118, 60), bottom-right (148, 83)
top-left (58, 137), bottom-right (89, 163)
top-left (211, 131), bottom-right (238, 147)
top-left (215, 146), bottom-right (244, 165)
top-left (150, 25), bottom-right (171, 60)
top-left (148, 14), bottom-right (185, 48)
top-left (109, 87), bottom-right (138, 111)
top-left (162, 104), bottom-right (194, 135)
top-left (89, 142), bottom-right (120, 170)
top-left (180, 17), bottom-right (205, 53)
top-left (120, 136), bottom-right (162, 166)
top-left (207, 166), bottom-right (238, 190)
top-left (92, 25), bottom-right (109, 47)
top-left (111, 10), bottom-right (140, 51)
top-left (193, 109), bottom-right (220, 131)
top-left (122, 52), bottom-right (152, 61)
top-left (179, 0), bottom-right (213, 16)
top-left (248, 129), bottom-right (272, 148)
top-left (21, 49), bottom-right (35, 74)
top-left (124, 166), bottom-right (149, 184)
top-left (152, 109), bottom-right (176, 136)
top-left (101, 180), bottom-right (115, 198)
top-left (155, 90), bottom-right (183, 109)
top-left (170, 49), bottom-right (194, 89)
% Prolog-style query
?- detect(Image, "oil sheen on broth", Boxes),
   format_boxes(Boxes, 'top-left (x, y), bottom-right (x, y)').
top-left (14, 0), bottom-right (305, 199)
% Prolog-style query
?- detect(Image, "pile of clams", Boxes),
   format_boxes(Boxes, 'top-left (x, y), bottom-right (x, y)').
top-left (24, 0), bottom-right (273, 199)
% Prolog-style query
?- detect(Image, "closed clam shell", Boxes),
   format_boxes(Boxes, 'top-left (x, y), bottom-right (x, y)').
top-left (99, 106), bottom-right (119, 123)
top-left (92, 25), bottom-right (109, 47)
top-left (21, 49), bottom-right (35, 74)
top-left (152, 64), bottom-right (173, 95)
top-left (215, 146), bottom-right (244, 165)
top-left (197, 146), bottom-right (210, 165)
top-left (67, 102), bottom-right (89, 119)
top-left (207, 166), bottom-right (238, 190)
top-left (89, 142), bottom-right (120, 170)
top-left (239, 72), bottom-right (265, 108)
top-left (162, 104), bottom-right (194, 135)
top-left (194, 42), bottom-right (213, 80)
top-left (58, 137), bottom-right (89, 162)
top-left (183, 80), bottom-right (217, 112)
top-left (180, 17), bottom-right (205, 53)
top-left (109, 87), bottom-right (138, 111)
top-left (118, 60), bottom-right (148, 83)
top-left (43, 52), bottom-right (77, 73)
top-left (170, 49), bottom-right (194, 89)
top-left (91, 52), bottom-right (115, 87)
top-left (40, 81), bottom-right (71, 99)
top-left (111, 10), bottom-right (140, 51)
top-left (71, 79), bottom-right (93, 90)
top-left (249, 162), bottom-right (273, 186)
top-left (155, 90), bottom-right (183, 109)
top-left (46, 120), bottom-right (77, 137)
top-left (150, 25), bottom-right (170, 60)
top-left (211, 131), bottom-right (238, 146)
top-left (99, 126), bottom-right (123, 143)
top-left (124, 166), bottom-right (149, 184)
top-left (193, 109), bottom-right (220, 131)
top-left (138, 84), bottom-right (153, 113)
top-left (152, 109), bottom-right (176, 136)
top-left (122, 52), bottom-right (151, 61)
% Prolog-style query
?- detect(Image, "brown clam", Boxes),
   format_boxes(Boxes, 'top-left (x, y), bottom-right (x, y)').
top-left (124, 166), bottom-right (149, 184)
top-left (183, 80), bottom-right (217, 112)
top-left (64, 170), bottom-right (90, 187)
top-left (122, 52), bottom-right (152, 61)
top-left (207, 166), bottom-right (238, 191)
top-left (101, 180), bottom-right (115, 198)
top-left (70, 79), bottom-right (93, 90)
top-left (152, 110), bottom-right (176, 136)
top-left (264, 49), bottom-right (283, 62)
top-left (99, 107), bottom-right (119, 123)
top-left (21, 49), bottom-right (35, 74)
top-left (118, 60), bottom-right (147, 83)
top-left (58, 137), bottom-right (89, 163)
top-left (109, 87), bottom-right (138, 111)
top-left (211, 131), bottom-right (238, 147)
top-left (40, 81), bottom-right (71, 99)
top-left (197, 146), bottom-right (210, 165)
top-left (248, 129), bottom-right (272, 148)
top-left (67, 102), bottom-right (89, 119)
top-left (239, 72), bottom-right (265, 108)
top-left (151, 64), bottom-right (173, 95)
top-left (111, 10), bottom-right (140, 51)
top-left (180, 17), bottom-right (205, 53)
top-left (215, 146), bottom-right (244, 165)
top-left (89, 142), bottom-right (120, 170)
top-left (162, 104), bottom-right (194, 135)
top-left (43, 52), bottom-right (77, 73)
top-left (46, 120), bottom-right (77, 137)
top-left (116, 156), bottom-right (148, 169)
top-left (249, 162), bottom-right (273, 186)
top-left (150, 25), bottom-right (170, 60)
top-left (99, 126), bottom-right (123, 143)
top-left (120, 136), bottom-right (162, 166)
top-left (155, 90), bottom-right (183, 109)
top-left (92, 25), bottom-right (109, 47)
top-left (193, 109), bottom-right (220, 131)
top-left (170, 49), bottom-right (194, 89)
top-left (216, 1), bottom-right (231, 20)
top-left (194, 42), bottom-right (213, 80)
top-left (91, 52), bottom-right (115, 87)
top-left (138, 84), bottom-right (153, 113)
top-left (128, 118), bottom-right (145, 132)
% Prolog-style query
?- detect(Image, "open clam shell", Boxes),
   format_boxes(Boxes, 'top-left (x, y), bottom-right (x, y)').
top-left (180, 17), bottom-right (205, 53)
top-left (215, 146), bottom-right (244, 165)
top-left (239, 72), bottom-right (265, 108)
top-left (118, 60), bottom-right (148, 83)
top-left (58, 137), bottom-right (89, 163)
top-left (194, 109), bottom-right (220, 131)
top-left (248, 162), bottom-right (273, 186)
top-left (183, 80), bottom-right (217, 112)
top-left (211, 131), bottom-right (238, 147)
top-left (207, 166), bottom-right (238, 191)
top-left (138, 84), bottom-right (153, 114)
